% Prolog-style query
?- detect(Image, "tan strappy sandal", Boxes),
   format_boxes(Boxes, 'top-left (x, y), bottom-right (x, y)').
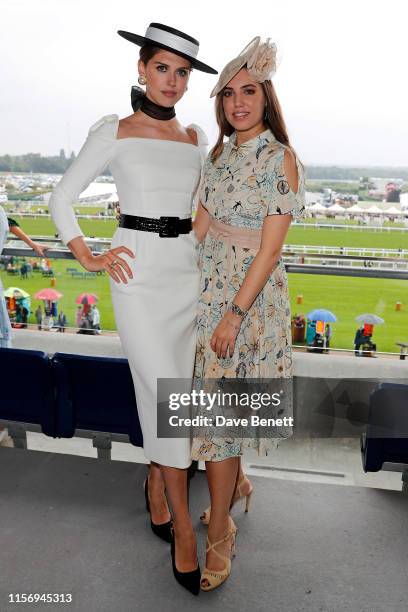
top-left (200, 518), bottom-right (237, 591)
top-left (200, 475), bottom-right (253, 525)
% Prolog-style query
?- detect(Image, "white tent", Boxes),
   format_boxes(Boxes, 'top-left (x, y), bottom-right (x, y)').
top-left (366, 204), bottom-right (383, 214)
top-left (308, 202), bottom-right (326, 212)
top-left (106, 192), bottom-right (119, 203)
top-left (327, 203), bottom-right (345, 213)
top-left (78, 181), bottom-right (117, 200)
top-left (385, 206), bottom-right (403, 215)
top-left (347, 204), bottom-right (364, 213)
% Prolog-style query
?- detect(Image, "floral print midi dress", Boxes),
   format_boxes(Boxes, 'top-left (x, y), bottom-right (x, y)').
top-left (190, 128), bottom-right (306, 462)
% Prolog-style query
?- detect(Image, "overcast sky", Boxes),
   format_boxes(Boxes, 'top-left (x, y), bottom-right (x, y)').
top-left (1, 0), bottom-right (407, 166)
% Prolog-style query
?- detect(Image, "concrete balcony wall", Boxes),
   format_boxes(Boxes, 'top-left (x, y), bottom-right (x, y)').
top-left (5, 329), bottom-right (408, 493)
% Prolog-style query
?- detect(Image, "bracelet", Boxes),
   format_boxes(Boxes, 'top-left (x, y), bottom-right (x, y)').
top-left (228, 302), bottom-right (248, 318)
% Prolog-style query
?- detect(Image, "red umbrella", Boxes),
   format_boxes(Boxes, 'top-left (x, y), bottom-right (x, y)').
top-left (75, 293), bottom-right (99, 305)
top-left (34, 288), bottom-right (63, 300)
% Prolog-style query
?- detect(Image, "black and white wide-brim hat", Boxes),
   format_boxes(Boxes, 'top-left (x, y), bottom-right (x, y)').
top-left (118, 22), bottom-right (218, 74)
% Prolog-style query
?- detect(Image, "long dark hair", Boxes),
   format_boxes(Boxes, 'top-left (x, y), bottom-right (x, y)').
top-left (211, 76), bottom-right (301, 166)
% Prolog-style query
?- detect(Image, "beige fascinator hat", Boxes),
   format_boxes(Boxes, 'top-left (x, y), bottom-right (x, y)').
top-left (210, 36), bottom-right (278, 97)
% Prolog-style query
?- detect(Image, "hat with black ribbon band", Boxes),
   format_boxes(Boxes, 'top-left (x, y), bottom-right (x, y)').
top-left (118, 22), bottom-right (217, 74)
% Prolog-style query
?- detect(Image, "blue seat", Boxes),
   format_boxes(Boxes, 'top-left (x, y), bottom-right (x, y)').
top-left (51, 353), bottom-right (143, 447)
top-left (361, 382), bottom-right (408, 472)
top-left (0, 347), bottom-right (56, 436)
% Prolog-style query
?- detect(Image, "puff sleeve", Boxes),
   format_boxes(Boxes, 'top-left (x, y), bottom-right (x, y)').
top-left (187, 123), bottom-right (209, 167)
top-left (48, 114), bottom-right (117, 245)
top-left (263, 145), bottom-right (306, 221)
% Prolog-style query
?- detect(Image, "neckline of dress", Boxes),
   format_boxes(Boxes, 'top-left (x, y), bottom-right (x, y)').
top-left (229, 127), bottom-right (276, 151)
top-left (113, 115), bottom-right (199, 149)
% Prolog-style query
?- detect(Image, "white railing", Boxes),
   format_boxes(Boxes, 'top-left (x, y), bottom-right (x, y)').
top-left (294, 221), bottom-right (408, 233)
top-left (283, 244), bottom-right (408, 258)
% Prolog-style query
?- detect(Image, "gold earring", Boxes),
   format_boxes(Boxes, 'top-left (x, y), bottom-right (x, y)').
top-left (138, 75), bottom-right (147, 86)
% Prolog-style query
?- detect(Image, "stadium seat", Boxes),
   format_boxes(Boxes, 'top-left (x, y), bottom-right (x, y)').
top-left (0, 347), bottom-right (56, 437)
top-left (51, 352), bottom-right (143, 447)
top-left (361, 382), bottom-right (408, 472)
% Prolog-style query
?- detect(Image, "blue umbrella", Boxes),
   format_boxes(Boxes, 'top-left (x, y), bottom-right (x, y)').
top-left (307, 309), bottom-right (337, 322)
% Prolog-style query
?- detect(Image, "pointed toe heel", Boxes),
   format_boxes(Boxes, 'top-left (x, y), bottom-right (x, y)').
top-left (143, 477), bottom-right (173, 544)
top-left (170, 532), bottom-right (201, 596)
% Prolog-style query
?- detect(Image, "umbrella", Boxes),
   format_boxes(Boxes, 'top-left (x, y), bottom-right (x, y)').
top-left (355, 314), bottom-right (384, 325)
top-left (76, 293), bottom-right (99, 305)
top-left (307, 309), bottom-right (337, 322)
top-left (34, 288), bottom-right (63, 300)
top-left (3, 287), bottom-right (30, 298)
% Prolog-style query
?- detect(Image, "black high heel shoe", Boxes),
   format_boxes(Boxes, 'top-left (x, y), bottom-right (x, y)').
top-left (143, 477), bottom-right (173, 544)
top-left (170, 527), bottom-right (201, 596)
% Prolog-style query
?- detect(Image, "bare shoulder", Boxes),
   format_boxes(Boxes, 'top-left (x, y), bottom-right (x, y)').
top-left (117, 114), bottom-right (144, 139)
top-left (283, 147), bottom-right (299, 193)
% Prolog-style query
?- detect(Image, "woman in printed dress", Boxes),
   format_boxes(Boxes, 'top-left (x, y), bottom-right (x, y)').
top-left (191, 37), bottom-right (306, 590)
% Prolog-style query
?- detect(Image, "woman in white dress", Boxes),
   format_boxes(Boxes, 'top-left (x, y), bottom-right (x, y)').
top-left (48, 23), bottom-right (217, 595)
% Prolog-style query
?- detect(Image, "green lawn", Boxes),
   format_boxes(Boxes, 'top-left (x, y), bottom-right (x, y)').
top-left (8, 217), bottom-right (408, 251)
top-left (1, 259), bottom-right (116, 330)
top-left (8, 217), bottom-right (116, 237)
top-left (289, 274), bottom-right (407, 352)
top-left (3, 217), bottom-right (408, 352)
top-left (288, 225), bottom-right (408, 249)
top-left (2, 261), bottom-right (407, 353)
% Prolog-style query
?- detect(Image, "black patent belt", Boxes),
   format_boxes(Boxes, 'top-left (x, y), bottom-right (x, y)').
top-left (118, 214), bottom-right (192, 238)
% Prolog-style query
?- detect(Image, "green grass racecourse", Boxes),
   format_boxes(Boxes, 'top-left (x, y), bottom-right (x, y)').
top-left (1, 259), bottom-right (407, 354)
top-left (2, 217), bottom-right (408, 352)
top-left (8, 216), bottom-right (408, 250)
top-left (288, 225), bottom-right (408, 249)
top-left (288, 274), bottom-right (407, 353)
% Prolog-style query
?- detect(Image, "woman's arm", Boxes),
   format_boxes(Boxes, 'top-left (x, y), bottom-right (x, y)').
top-left (67, 235), bottom-right (134, 284)
top-left (192, 202), bottom-right (210, 242)
top-left (48, 115), bottom-right (134, 283)
top-left (48, 127), bottom-right (111, 246)
top-left (211, 149), bottom-right (298, 358)
top-left (8, 223), bottom-right (49, 257)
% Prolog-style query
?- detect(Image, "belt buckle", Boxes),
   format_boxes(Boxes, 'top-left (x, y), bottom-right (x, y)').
top-left (159, 216), bottom-right (180, 238)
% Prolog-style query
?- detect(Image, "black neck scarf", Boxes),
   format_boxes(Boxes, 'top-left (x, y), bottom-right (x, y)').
top-left (131, 86), bottom-right (176, 121)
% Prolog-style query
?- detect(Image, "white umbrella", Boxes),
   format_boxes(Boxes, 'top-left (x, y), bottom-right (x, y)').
top-left (355, 314), bottom-right (385, 325)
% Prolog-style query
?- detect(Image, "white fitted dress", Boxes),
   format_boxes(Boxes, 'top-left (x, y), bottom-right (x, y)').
top-left (49, 114), bottom-right (208, 468)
